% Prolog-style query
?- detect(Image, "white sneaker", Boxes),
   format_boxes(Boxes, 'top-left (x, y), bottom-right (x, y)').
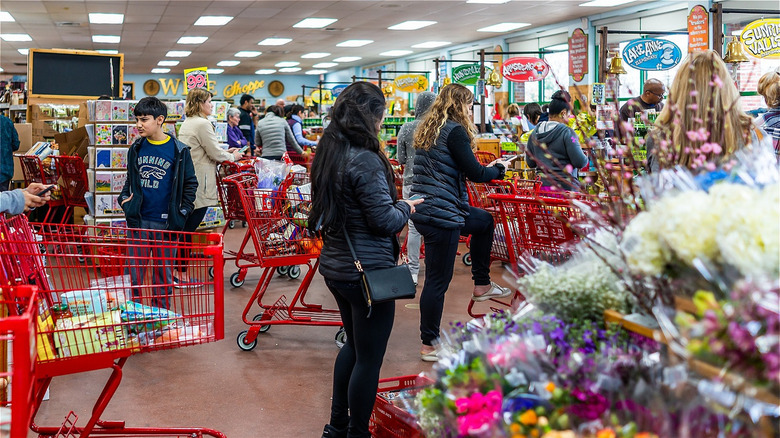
top-left (471, 282), bottom-right (512, 302)
top-left (411, 273), bottom-right (418, 286)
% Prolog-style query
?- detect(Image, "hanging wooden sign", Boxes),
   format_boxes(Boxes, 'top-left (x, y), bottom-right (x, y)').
top-left (568, 28), bottom-right (588, 82)
top-left (687, 5), bottom-right (709, 53)
top-left (622, 38), bottom-right (682, 71)
top-left (741, 18), bottom-right (780, 59)
top-left (501, 57), bottom-right (549, 83)
top-left (393, 74), bottom-right (429, 93)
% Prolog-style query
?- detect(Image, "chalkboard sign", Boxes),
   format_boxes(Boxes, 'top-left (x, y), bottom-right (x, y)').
top-left (29, 49), bottom-right (124, 98)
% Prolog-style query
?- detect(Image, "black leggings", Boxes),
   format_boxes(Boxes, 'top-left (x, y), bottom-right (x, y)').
top-left (415, 207), bottom-right (494, 346)
top-left (324, 278), bottom-right (395, 438)
top-left (177, 206), bottom-right (208, 272)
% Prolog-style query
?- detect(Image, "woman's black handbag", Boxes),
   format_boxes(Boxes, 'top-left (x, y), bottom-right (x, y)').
top-left (343, 227), bottom-right (416, 317)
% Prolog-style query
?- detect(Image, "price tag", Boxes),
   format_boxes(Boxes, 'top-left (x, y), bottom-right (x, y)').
top-left (183, 67), bottom-right (209, 91)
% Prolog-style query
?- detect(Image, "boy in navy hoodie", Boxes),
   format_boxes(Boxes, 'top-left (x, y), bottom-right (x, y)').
top-left (119, 97), bottom-right (197, 308)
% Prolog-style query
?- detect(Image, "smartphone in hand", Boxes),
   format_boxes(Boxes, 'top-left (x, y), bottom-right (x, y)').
top-left (35, 185), bottom-right (57, 197)
top-left (409, 194), bottom-right (423, 201)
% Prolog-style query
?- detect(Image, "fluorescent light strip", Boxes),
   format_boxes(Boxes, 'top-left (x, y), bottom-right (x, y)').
top-left (151, 68), bottom-right (170, 74)
top-left (278, 67), bottom-right (302, 72)
top-left (96, 49), bottom-right (118, 54)
top-left (177, 36), bottom-right (208, 44)
top-left (235, 51), bottom-right (262, 57)
top-left (412, 41), bottom-right (451, 49)
top-left (1, 33), bottom-right (32, 42)
top-left (477, 22), bottom-right (530, 32)
top-left (337, 40), bottom-right (373, 47)
top-left (313, 62), bottom-right (338, 68)
top-left (255, 69), bottom-right (277, 74)
top-left (92, 35), bottom-right (120, 43)
top-left (301, 52), bottom-right (330, 59)
top-left (166, 50), bottom-right (191, 57)
top-left (275, 61), bottom-right (300, 67)
top-left (89, 13), bottom-right (124, 24)
top-left (293, 18), bottom-right (337, 28)
top-left (17, 49), bottom-right (29, 55)
top-left (258, 37), bottom-right (292, 46)
top-left (0, 12), bottom-right (15, 22)
top-left (306, 70), bottom-right (328, 75)
top-left (158, 60), bottom-right (180, 66)
top-left (467, 0), bottom-right (511, 3)
top-left (207, 68), bottom-right (224, 74)
top-left (388, 21), bottom-right (436, 31)
top-left (217, 60), bottom-right (240, 67)
top-left (333, 56), bottom-right (362, 63)
top-left (379, 50), bottom-right (413, 57)
top-left (579, 0), bottom-right (637, 6)
top-left (194, 16), bottom-right (233, 26)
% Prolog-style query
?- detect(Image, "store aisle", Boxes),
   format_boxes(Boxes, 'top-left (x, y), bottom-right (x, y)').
top-left (31, 227), bottom-right (513, 438)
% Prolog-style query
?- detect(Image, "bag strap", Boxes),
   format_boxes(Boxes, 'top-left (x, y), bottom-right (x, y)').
top-left (342, 226), bottom-right (364, 273)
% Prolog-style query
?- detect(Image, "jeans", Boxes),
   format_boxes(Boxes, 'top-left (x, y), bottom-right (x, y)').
top-left (401, 185), bottom-right (422, 276)
top-left (414, 207), bottom-right (494, 346)
top-left (324, 278), bottom-right (395, 438)
top-left (126, 219), bottom-right (173, 309)
top-left (177, 206), bottom-right (208, 273)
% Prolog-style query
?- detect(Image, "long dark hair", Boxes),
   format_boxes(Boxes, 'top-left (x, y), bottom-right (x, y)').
top-left (310, 81), bottom-right (392, 231)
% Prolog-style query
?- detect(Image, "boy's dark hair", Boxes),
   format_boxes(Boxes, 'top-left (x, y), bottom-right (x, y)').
top-left (240, 94), bottom-right (254, 106)
top-left (523, 103), bottom-right (542, 125)
top-left (288, 104), bottom-right (304, 118)
top-left (266, 105), bottom-right (284, 117)
top-left (134, 97), bottom-right (167, 119)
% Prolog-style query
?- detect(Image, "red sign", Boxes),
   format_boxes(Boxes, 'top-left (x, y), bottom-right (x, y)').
top-left (688, 5), bottom-right (709, 53)
top-left (568, 28), bottom-right (588, 82)
top-left (501, 57), bottom-right (549, 83)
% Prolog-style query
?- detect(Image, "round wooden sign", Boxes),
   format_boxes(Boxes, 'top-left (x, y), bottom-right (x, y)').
top-left (268, 80), bottom-right (284, 97)
top-left (143, 79), bottom-right (160, 96)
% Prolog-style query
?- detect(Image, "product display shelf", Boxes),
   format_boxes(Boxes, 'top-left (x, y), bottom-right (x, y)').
top-left (0, 103), bottom-right (28, 122)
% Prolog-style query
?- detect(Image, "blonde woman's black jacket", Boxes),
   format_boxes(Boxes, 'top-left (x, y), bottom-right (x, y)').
top-left (318, 147), bottom-right (412, 282)
top-left (118, 137), bottom-right (198, 231)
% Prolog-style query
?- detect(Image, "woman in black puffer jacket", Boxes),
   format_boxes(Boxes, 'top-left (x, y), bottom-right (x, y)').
top-left (310, 82), bottom-right (422, 438)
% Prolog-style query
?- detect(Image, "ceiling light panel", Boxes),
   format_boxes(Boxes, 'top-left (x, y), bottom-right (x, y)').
top-left (151, 68), bottom-right (170, 74)
top-left (301, 52), bottom-right (330, 59)
top-left (17, 49), bottom-right (29, 55)
top-left (217, 60), bottom-right (240, 67)
top-left (158, 60), bottom-right (180, 66)
top-left (194, 16), bottom-right (233, 26)
top-left (337, 40), bottom-right (373, 47)
top-left (206, 68), bottom-right (224, 74)
top-left (313, 62), bottom-right (338, 68)
top-left (96, 49), bottom-right (118, 54)
top-left (1, 34), bottom-right (32, 42)
top-left (89, 13), bottom-right (124, 24)
top-left (579, 0), bottom-right (637, 6)
top-left (412, 41), bottom-right (451, 49)
top-left (258, 37), bottom-right (292, 46)
top-left (467, 0), bottom-right (511, 3)
top-left (177, 36), bottom-right (208, 44)
top-left (0, 12), bottom-right (15, 22)
top-left (235, 51), bottom-right (262, 57)
top-left (92, 35), bottom-right (120, 43)
top-left (333, 56), bottom-right (362, 63)
top-left (293, 18), bottom-right (337, 28)
top-left (278, 67), bottom-right (302, 72)
top-left (306, 70), bottom-right (328, 75)
top-left (388, 21), bottom-right (436, 30)
top-left (275, 61), bottom-right (300, 67)
top-left (380, 50), bottom-right (413, 57)
top-left (255, 69), bottom-right (277, 74)
top-left (166, 50), bottom-right (191, 57)
top-left (477, 22), bottom-right (530, 32)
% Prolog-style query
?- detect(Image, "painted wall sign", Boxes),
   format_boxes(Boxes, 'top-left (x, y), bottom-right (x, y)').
top-left (331, 84), bottom-right (348, 97)
top-left (311, 89), bottom-right (334, 104)
top-left (568, 28), bottom-right (588, 82)
top-left (687, 5), bottom-right (709, 53)
top-left (222, 80), bottom-right (266, 99)
top-left (622, 38), bottom-right (682, 71)
top-left (393, 74), bottom-right (429, 93)
top-left (741, 18), bottom-right (780, 59)
top-left (183, 66), bottom-right (209, 90)
top-left (452, 64), bottom-right (491, 85)
top-left (501, 57), bottom-right (549, 83)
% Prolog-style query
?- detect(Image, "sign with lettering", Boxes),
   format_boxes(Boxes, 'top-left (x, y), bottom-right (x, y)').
top-left (741, 18), bottom-right (780, 58)
top-left (331, 84), bottom-right (348, 97)
top-left (687, 5), bottom-right (709, 53)
top-left (183, 66), bottom-right (209, 90)
top-left (452, 64), bottom-right (490, 85)
top-left (393, 74), bottom-right (429, 93)
top-left (501, 57), bottom-right (549, 83)
top-left (311, 89), bottom-right (334, 104)
top-left (568, 28), bottom-right (588, 82)
top-left (222, 80), bottom-right (266, 99)
top-left (622, 38), bottom-right (682, 71)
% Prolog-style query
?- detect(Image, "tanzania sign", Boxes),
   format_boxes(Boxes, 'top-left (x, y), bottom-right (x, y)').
top-left (568, 28), bottom-right (588, 82)
top-left (741, 18), bottom-right (780, 59)
top-left (687, 5), bottom-right (709, 53)
top-left (452, 64), bottom-right (490, 85)
top-left (622, 38), bottom-right (682, 71)
top-left (501, 57), bottom-right (549, 83)
top-left (393, 74), bottom-right (429, 93)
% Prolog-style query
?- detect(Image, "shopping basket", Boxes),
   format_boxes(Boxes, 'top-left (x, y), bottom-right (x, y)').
top-left (0, 285), bottom-right (38, 438)
top-left (369, 375), bottom-right (434, 438)
top-left (0, 214), bottom-right (226, 437)
top-left (229, 174), bottom-right (343, 351)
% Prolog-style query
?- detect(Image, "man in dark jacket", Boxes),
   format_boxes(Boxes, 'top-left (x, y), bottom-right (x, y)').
top-left (396, 91), bottom-right (435, 284)
top-left (0, 114), bottom-right (20, 191)
top-left (238, 94), bottom-right (255, 154)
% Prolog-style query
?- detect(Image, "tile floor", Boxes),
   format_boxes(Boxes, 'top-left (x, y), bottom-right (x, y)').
top-left (31, 227), bottom-right (514, 437)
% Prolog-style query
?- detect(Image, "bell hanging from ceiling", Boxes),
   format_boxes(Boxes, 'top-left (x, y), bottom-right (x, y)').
top-left (607, 53), bottom-right (627, 75)
top-left (382, 83), bottom-right (395, 97)
top-left (442, 76), bottom-right (452, 87)
top-left (486, 68), bottom-right (502, 88)
top-left (723, 36), bottom-right (750, 64)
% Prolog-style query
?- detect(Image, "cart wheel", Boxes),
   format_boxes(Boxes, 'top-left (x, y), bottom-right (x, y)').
top-left (288, 265), bottom-right (302, 280)
top-left (335, 327), bottom-right (347, 349)
top-left (242, 221), bottom-right (248, 228)
top-left (252, 314), bottom-right (272, 332)
top-left (462, 253), bottom-right (472, 266)
top-left (230, 272), bottom-right (245, 288)
top-left (276, 266), bottom-right (289, 276)
top-left (208, 267), bottom-right (214, 279)
top-left (236, 331), bottom-right (257, 351)
top-left (228, 220), bottom-right (236, 229)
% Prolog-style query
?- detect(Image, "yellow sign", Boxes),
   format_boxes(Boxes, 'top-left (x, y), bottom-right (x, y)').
top-left (223, 80), bottom-right (266, 99)
top-left (183, 66), bottom-right (209, 90)
top-left (158, 78), bottom-right (216, 96)
top-left (741, 18), bottom-right (780, 59)
top-left (393, 75), bottom-right (429, 93)
top-left (311, 89), bottom-right (334, 104)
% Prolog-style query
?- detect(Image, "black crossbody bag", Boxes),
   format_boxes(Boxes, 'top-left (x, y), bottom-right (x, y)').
top-left (342, 227), bottom-right (416, 318)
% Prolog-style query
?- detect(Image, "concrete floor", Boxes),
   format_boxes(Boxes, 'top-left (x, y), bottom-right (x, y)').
top-left (31, 227), bottom-right (513, 438)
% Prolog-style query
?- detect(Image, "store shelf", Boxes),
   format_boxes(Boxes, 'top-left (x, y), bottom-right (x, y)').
top-left (0, 103), bottom-right (27, 111)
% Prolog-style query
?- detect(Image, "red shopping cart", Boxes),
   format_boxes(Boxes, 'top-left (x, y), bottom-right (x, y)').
top-left (216, 160), bottom-right (255, 231)
top-left (0, 285), bottom-right (38, 438)
top-left (16, 155), bottom-right (66, 225)
top-left (229, 175), bottom-right (343, 351)
top-left (51, 156), bottom-right (89, 225)
top-left (0, 214), bottom-right (226, 437)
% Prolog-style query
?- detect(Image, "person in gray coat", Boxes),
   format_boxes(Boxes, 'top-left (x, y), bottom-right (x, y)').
top-left (0, 183), bottom-right (51, 215)
top-left (396, 91), bottom-right (435, 285)
top-left (255, 105), bottom-right (303, 160)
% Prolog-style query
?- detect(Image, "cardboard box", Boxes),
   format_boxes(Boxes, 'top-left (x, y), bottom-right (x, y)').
top-left (54, 127), bottom-right (89, 159)
top-left (32, 120), bottom-right (59, 140)
top-left (11, 123), bottom-right (32, 182)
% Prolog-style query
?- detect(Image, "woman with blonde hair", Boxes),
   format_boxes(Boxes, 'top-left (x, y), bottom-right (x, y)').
top-left (409, 83), bottom-right (512, 361)
top-left (176, 88), bottom-right (242, 284)
top-left (755, 69), bottom-right (780, 152)
top-left (647, 50), bottom-right (770, 171)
